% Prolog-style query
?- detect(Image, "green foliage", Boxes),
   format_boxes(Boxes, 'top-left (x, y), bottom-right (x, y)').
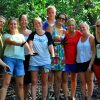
top-left (0, 0), bottom-right (47, 20)
top-left (0, 0), bottom-right (100, 29)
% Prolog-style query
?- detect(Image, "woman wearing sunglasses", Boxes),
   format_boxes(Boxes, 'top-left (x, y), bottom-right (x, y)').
top-left (47, 13), bottom-right (68, 100)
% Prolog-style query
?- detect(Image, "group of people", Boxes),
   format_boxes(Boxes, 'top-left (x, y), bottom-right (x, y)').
top-left (0, 5), bottom-right (100, 100)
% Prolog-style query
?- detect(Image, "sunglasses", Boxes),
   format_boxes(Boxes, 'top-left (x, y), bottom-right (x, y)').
top-left (58, 17), bottom-right (66, 21)
top-left (96, 25), bottom-right (100, 27)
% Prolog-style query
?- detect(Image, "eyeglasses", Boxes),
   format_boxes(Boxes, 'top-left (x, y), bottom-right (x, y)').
top-left (58, 17), bottom-right (66, 21)
top-left (96, 25), bottom-right (100, 27)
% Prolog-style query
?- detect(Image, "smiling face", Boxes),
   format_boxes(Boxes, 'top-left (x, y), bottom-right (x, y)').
top-left (0, 17), bottom-right (5, 32)
top-left (67, 19), bottom-right (76, 32)
top-left (57, 14), bottom-right (66, 25)
top-left (8, 19), bottom-right (18, 33)
top-left (79, 23), bottom-right (88, 34)
top-left (19, 15), bottom-right (28, 28)
top-left (33, 18), bottom-right (43, 30)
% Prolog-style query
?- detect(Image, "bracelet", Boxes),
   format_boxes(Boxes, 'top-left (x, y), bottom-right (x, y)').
top-left (20, 41), bottom-right (26, 47)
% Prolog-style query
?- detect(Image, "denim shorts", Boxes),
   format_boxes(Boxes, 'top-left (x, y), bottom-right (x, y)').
top-left (29, 64), bottom-right (51, 73)
top-left (3, 57), bottom-right (25, 76)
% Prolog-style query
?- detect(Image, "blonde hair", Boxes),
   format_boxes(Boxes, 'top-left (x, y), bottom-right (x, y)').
top-left (80, 22), bottom-right (90, 33)
top-left (67, 18), bottom-right (76, 26)
top-left (8, 17), bottom-right (19, 34)
top-left (47, 5), bottom-right (56, 14)
top-left (33, 17), bottom-right (42, 23)
top-left (0, 16), bottom-right (6, 23)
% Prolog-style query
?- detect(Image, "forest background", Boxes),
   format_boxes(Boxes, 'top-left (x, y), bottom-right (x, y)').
top-left (0, 0), bottom-right (100, 33)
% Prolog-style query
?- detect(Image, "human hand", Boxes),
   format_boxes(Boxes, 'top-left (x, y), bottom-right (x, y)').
top-left (3, 64), bottom-right (10, 72)
top-left (87, 63), bottom-right (92, 71)
top-left (20, 41), bottom-right (26, 47)
top-left (28, 51), bottom-right (38, 56)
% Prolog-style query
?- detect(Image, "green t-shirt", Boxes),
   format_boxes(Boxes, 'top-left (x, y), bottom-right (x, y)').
top-left (3, 33), bottom-right (25, 60)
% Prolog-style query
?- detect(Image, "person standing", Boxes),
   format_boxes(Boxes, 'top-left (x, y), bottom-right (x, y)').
top-left (64, 18), bottom-right (82, 100)
top-left (93, 19), bottom-right (100, 98)
top-left (19, 13), bottom-right (32, 100)
top-left (43, 5), bottom-right (56, 31)
top-left (76, 22), bottom-right (95, 100)
top-left (28, 17), bottom-right (55, 100)
top-left (0, 16), bottom-right (6, 67)
top-left (0, 16), bottom-right (6, 58)
top-left (47, 13), bottom-right (68, 100)
top-left (43, 5), bottom-right (56, 95)
top-left (0, 16), bottom-right (10, 75)
top-left (0, 17), bottom-right (33, 100)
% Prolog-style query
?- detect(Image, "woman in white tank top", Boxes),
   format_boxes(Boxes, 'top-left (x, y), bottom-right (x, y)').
top-left (76, 22), bottom-right (95, 100)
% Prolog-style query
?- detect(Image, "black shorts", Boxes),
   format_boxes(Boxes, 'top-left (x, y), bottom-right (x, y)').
top-left (24, 55), bottom-right (31, 84)
top-left (76, 60), bottom-right (90, 72)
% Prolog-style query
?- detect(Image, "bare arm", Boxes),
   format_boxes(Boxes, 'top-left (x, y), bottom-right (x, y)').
top-left (24, 41), bottom-right (35, 55)
top-left (0, 59), bottom-right (7, 67)
top-left (90, 35), bottom-right (95, 65)
top-left (88, 35), bottom-right (95, 70)
top-left (5, 38), bottom-right (22, 46)
top-left (49, 45), bottom-right (55, 57)
top-left (28, 40), bottom-right (34, 51)
top-left (0, 59), bottom-right (10, 71)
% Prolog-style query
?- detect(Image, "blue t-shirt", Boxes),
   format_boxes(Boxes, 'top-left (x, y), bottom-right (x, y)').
top-left (43, 20), bottom-right (67, 30)
top-left (28, 31), bottom-right (54, 68)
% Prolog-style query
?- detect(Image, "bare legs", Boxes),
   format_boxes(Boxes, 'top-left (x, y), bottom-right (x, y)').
top-left (0, 73), bottom-right (11, 100)
top-left (24, 84), bottom-right (31, 100)
top-left (79, 71), bottom-right (94, 100)
top-left (0, 73), bottom-right (24, 100)
top-left (54, 71), bottom-right (68, 100)
top-left (31, 71), bottom-right (38, 100)
top-left (79, 72), bottom-right (87, 100)
top-left (62, 72), bottom-right (68, 100)
top-left (86, 72), bottom-right (94, 100)
top-left (70, 73), bottom-right (77, 100)
top-left (48, 71), bottom-right (54, 91)
top-left (54, 71), bottom-right (62, 100)
top-left (15, 76), bottom-right (24, 100)
top-left (31, 71), bottom-right (48, 100)
top-left (41, 71), bottom-right (48, 100)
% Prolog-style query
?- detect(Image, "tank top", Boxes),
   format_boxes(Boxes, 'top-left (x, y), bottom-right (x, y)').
top-left (94, 36), bottom-right (100, 65)
top-left (76, 36), bottom-right (92, 63)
